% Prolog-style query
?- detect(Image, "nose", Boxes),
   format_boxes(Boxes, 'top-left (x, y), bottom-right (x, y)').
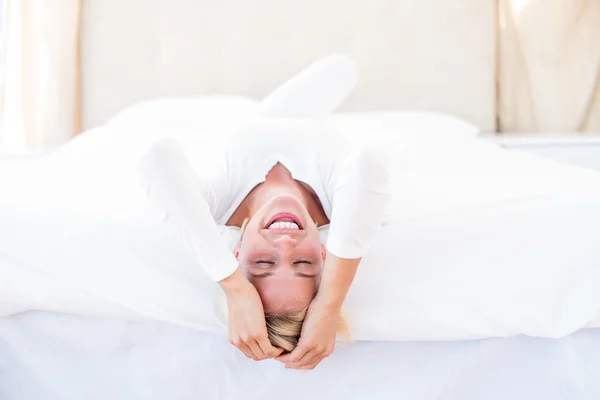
top-left (272, 234), bottom-right (298, 247)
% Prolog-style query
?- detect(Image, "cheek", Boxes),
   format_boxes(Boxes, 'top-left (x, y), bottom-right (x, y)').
top-left (238, 263), bottom-right (251, 278)
top-left (304, 236), bottom-right (325, 261)
top-left (236, 243), bottom-right (257, 276)
top-left (246, 209), bottom-right (266, 231)
top-left (238, 230), bottom-right (262, 258)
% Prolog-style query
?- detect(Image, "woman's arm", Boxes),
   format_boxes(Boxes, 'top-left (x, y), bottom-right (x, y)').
top-left (317, 145), bottom-right (390, 304)
top-left (139, 138), bottom-right (238, 282)
top-left (278, 146), bottom-right (390, 369)
top-left (325, 145), bottom-right (391, 260)
top-left (139, 139), bottom-right (283, 360)
top-left (317, 254), bottom-right (361, 309)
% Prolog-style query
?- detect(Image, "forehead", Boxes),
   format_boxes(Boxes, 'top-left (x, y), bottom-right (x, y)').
top-left (253, 277), bottom-right (316, 315)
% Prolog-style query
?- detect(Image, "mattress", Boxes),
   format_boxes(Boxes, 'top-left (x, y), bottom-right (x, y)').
top-left (1, 311), bottom-right (600, 400)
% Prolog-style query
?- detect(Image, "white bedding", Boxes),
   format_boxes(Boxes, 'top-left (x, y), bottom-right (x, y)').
top-left (3, 118), bottom-right (600, 399)
top-left (3, 119), bottom-right (600, 341)
top-left (1, 311), bottom-right (600, 400)
top-left (3, 58), bottom-right (600, 373)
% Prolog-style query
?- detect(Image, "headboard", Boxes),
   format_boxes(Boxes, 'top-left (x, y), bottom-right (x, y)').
top-left (81, 0), bottom-right (496, 131)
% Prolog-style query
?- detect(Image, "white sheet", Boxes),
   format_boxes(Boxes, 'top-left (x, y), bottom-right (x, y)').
top-left (3, 123), bottom-right (600, 341)
top-left (1, 311), bottom-right (600, 400)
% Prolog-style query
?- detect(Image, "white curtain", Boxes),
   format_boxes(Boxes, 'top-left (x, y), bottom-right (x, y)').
top-left (0, 0), bottom-right (81, 153)
top-left (498, 0), bottom-right (600, 133)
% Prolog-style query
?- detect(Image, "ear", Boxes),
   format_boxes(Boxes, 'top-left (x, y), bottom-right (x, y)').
top-left (234, 242), bottom-right (241, 259)
top-left (321, 244), bottom-right (327, 261)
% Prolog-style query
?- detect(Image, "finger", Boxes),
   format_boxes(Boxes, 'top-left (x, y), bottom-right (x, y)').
top-left (237, 342), bottom-right (259, 361)
top-left (257, 337), bottom-right (284, 358)
top-left (276, 344), bottom-right (310, 363)
top-left (248, 340), bottom-right (270, 361)
top-left (299, 360), bottom-right (322, 370)
top-left (285, 350), bottom-right (320, 369)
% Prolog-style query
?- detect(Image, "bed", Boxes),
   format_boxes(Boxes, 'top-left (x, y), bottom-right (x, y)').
top-left (3, 100), bottom-right (600, 398)
top-left (3, 1), bottom-right (600, 399)
top-left (2, 312), bottom-right (600, 400)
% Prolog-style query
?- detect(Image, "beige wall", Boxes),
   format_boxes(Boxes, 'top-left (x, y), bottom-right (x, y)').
top-left (79, 0), bottom-right (600, 134)
top-left (80, 0), bottom-right (496, 131)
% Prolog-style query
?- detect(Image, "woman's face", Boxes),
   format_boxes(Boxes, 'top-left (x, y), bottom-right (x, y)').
top-left (234, 194), bottom-right (325, 315)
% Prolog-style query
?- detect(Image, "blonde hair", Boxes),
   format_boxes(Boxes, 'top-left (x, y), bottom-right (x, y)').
top-left (266, 308), bottom-right (307, 353)
top-left (266, 308), bottom-right (351, 353)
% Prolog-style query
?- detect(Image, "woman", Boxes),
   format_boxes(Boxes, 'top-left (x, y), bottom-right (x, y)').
top-left (139, 56), bottom-right (390, 370)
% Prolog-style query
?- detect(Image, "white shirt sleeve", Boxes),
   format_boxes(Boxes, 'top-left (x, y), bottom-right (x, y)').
top-left (324, 145), bottom-right (391, 259)
top-left (138, 138), bottom-right (239, 282)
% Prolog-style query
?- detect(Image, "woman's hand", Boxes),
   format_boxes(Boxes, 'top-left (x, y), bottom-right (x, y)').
top-left (277, 253), bottom-right (360, 370)
top-left (276, 296), bottom-right (341, 370)
top-left (219, 268), bottom-right (284, 361)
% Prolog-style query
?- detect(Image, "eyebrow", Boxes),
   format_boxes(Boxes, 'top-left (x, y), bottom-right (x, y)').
top-left (249, 271), bottom-right (317, 279)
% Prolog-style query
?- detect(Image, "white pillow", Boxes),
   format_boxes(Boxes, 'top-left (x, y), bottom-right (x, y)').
top-left (329, 111), bottom-right (480, 139)
top-left (57, 95), bottom-right (261, 176)
top-left (106, 95), bottom-right (258, 131)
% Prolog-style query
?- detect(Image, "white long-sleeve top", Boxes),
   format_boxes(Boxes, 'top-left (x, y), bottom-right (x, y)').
top-left (139, 118), bottom-right (390, 282)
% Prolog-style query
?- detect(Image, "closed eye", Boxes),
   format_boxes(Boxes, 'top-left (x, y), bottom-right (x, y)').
top-left (295, 272), bottom-right (317, 278)
top-left (256, 260), bottom-right (275, 265)
top-left (293, 260), bottom-right (312, 265)
top-left (250, 271), bottom-right (273, 278)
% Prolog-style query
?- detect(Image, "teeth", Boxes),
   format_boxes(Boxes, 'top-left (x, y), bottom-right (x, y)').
top-left (268, 220), bottom-right (300, 230)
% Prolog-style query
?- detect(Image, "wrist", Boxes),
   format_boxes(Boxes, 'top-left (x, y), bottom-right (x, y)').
top-left (218, 268), bottom-right (249, 296)
top-left (314, 290), bottom-right (345, 312)
top-left (316, 254), bottom-right (360, 312)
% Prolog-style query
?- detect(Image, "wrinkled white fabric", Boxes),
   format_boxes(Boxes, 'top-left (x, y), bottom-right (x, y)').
top-left (3, 118), bottom-right (600, 340)
top-left (3, 55), bottom-right (600, 341)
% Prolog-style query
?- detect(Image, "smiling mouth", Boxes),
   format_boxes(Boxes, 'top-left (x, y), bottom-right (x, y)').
top-left (264, 212), bottom-right (303, 230)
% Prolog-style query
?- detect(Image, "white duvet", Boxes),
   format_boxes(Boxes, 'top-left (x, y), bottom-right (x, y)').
top-left (2, 54), bottom-right (600, 343)
top-left (2, 108), bottom-right (600, 342)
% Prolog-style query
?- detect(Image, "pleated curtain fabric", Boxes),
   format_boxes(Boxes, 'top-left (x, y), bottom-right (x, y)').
top-left (0, 0), bottom-right (81, 153)
top-left (497, 0), bottom-right (600, 133)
